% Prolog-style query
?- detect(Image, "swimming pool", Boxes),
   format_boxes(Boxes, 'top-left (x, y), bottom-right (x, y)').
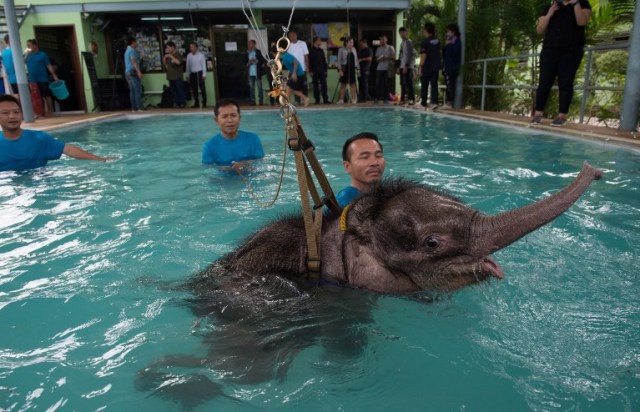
top-left (1, 108), bottom-right (639, 411)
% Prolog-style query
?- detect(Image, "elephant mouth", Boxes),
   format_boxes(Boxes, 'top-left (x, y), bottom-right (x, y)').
top-left (481, 257), bottom-right (504, 279)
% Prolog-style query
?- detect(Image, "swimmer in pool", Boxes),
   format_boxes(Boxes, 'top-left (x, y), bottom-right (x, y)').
top-left (336, 132), bottom-right (386, 208)
top-left (202, 98), bottom-right (264, 173)
top-left (0, 94), bottom-right (116, 172)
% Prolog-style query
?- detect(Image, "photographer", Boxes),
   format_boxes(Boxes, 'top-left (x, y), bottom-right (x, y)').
top-left (531, 0), bottom-right (592, 127)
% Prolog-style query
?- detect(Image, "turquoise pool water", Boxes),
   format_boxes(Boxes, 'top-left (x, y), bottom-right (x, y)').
top-left (1, 108), bottom-right (639, 411)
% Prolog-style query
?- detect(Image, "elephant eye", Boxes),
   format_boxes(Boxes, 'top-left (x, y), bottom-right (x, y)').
top-left (425, 236), bottom-right (439, 248)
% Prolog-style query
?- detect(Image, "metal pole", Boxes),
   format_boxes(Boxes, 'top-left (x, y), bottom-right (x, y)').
top-left (454, 0), bottom-right (466, 109)
top-left (2, 0), bottom-right (34, 122)
top-left (620, 2), bottom-right (640, 131)
top-left (481, 60), bottom-right (487, 111)
top-left (579, 49), bottom-right (593, 124)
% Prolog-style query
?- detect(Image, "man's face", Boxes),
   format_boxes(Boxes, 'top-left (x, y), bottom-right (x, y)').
top-left (379, 36), bottom-right (387, 46)
top-left (400, 30), bottom-right (407, 40)
top-left (0, 101), bottom-right (23, 133)
top-left (288, 31), bottom-right (298, 43)
top-left (314, 38), bottom-right (321, 47)
top-left (189, 43), bottom-right (197, 53)
top-left (214, 104), bottom-right (241, 138)
top-left (248, 41), bottom-right (255, 50)
top-left (343, 139), bottom-right (385, 190)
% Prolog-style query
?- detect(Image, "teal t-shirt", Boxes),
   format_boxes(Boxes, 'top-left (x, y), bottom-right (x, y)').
top-left (281, 52), bottom-right (305, 77)
top-left (202, 130), bottom-right (264, 166)
top-left (0, 129), bottom-right (65, 171)
top-left (2, 47), bottom-right (16, 84)
top-left (25, 50), bottom-right (52, 83)
top-left (336, 186), bottom-right (362, 208)
top-left (124, 46), bottom-right (140, 75)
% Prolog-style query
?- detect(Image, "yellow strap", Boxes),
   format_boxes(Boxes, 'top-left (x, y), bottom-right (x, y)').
top-left (293, 149), bottom-right (321, 276)
top-left (339, 203), bottom-right (351, 233)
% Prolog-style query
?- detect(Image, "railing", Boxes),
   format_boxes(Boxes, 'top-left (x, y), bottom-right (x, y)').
top-left (466, 42), bottom-right (629, 124)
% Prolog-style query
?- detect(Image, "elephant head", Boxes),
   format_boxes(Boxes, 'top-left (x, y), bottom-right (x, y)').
top-left (338, 162), bottom-right (603, 293)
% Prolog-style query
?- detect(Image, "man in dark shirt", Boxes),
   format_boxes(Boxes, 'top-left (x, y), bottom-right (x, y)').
top-left (357, 38), bottom-right (373, 102)
top-left (308, 36), bottom-right (329, 104)
top-left (418, 23), bottom-right (442, 110)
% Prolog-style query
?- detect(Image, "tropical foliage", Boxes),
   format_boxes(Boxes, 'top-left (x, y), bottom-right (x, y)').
top-left (405, 0), bottom-right (634, 124)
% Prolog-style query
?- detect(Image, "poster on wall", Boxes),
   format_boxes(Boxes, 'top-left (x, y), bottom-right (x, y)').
top-left (327, 22), bottom-right (349, 48)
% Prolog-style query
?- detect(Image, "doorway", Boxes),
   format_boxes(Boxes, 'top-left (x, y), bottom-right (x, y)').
top-left (34, 26), bottom-right (85, 112)
top-left (212, 29), bottom-right (248, 101)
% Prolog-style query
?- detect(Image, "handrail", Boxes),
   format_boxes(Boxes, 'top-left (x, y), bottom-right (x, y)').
top-left (465, 43), bottom-right (629, 123)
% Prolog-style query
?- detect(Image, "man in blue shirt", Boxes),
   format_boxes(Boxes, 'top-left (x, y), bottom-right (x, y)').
top-left (24, 38), bottom-right (59, 115)
top-left (281, 51), bottom-right (309, 106)
top-left (124, 37), bottom-right (144, 111)
top-left (336, 132), bottom-right (386, 207)
top-left (2, 35), bottom-right (19, 96)
top-left (0, 95), bottom-right (115, 172)
top-left (202, 98), bottom-right (264, 173)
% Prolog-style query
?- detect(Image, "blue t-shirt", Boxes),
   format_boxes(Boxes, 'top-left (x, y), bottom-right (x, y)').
top-left (336, 186), bottom-right (362, 208)
top-left (0, 129), bottom-right (65, 171)
top-left (124, 46), bottom-right (140, 75)
top-left (25, 50), bottom-right (52, 83)
top-left (281, 52), bottom-right (305, 77)
top-left (2, 47), bottom-right (17, 84)
top-left (202, 130), bottom-right (264, 166)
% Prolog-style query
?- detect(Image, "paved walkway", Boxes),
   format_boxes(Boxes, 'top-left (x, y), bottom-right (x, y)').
top-left (23, 105), bottom-right (640, 149)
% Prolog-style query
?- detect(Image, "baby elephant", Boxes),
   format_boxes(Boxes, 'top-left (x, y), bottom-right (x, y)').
top-left (216, 162), bottom-right (603, 293)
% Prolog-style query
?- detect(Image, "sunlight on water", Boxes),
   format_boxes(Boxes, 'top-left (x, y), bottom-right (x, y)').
top-left (1, 109), bottom-right (639, 411)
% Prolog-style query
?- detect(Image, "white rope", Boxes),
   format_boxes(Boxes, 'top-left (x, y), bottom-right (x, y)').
top-left (240, 0), bottom-right (297, 56)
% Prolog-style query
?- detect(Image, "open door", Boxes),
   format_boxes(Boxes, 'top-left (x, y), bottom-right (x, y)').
top-left (212, 29), bottom-right (248, 101)
top-left (34, 25), bottom-right (85, 112)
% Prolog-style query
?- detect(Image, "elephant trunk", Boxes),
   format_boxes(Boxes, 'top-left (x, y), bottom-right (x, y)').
top-left (473, 162), bottom-right (603, 255)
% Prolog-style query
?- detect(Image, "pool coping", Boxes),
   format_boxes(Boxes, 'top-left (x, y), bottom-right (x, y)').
top-left (23, 106), bottom-right (640, 150)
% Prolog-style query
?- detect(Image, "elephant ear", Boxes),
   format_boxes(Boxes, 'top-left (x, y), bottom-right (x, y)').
top-left (342, 238), bottom-right (418, 293)
top-left (344, 180), bottom-right (402, 240)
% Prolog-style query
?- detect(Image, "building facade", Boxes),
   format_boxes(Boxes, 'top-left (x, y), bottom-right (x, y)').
top-left (1, 0), bottom-right (410, 111)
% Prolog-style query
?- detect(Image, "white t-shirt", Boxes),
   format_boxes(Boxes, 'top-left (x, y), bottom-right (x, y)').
top-left (287, 40), bottom-right (309, 72)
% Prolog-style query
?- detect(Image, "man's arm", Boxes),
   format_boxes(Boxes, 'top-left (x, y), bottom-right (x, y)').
top-left (200, 54), bottom-right (207, 78)
top-left (185, 54), bottom-right (192, 74)
top-left (47, 63), bottom-right (59, 81)
top-left (131, 54), bottom-right (143, 79)
top-left (418, 50), bottom-right (426, 76)
top-left (63, 144), bottom-right (115, 162)
top-left (573, 1), bottom-right (591, 26)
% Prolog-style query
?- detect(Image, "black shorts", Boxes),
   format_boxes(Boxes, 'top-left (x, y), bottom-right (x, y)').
top-left (36, 82), bottom-right (51, 97)
top-left (287, 76), bottom-right (304, 92)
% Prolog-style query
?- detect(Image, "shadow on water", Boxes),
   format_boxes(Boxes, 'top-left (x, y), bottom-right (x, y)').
top-left (133, 263), bottom-right (435, 409)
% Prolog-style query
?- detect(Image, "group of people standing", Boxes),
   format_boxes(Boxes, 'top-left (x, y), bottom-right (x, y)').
top-left (242, 25), bottom-right (463, 109)
top-left (125, 37), bottom-right (208, 111)
top-left (1, 35), bottom-right (60, 117)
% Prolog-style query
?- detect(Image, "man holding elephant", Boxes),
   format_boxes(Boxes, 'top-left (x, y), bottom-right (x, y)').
top-left (336, 132), bottom-right (386, 207)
